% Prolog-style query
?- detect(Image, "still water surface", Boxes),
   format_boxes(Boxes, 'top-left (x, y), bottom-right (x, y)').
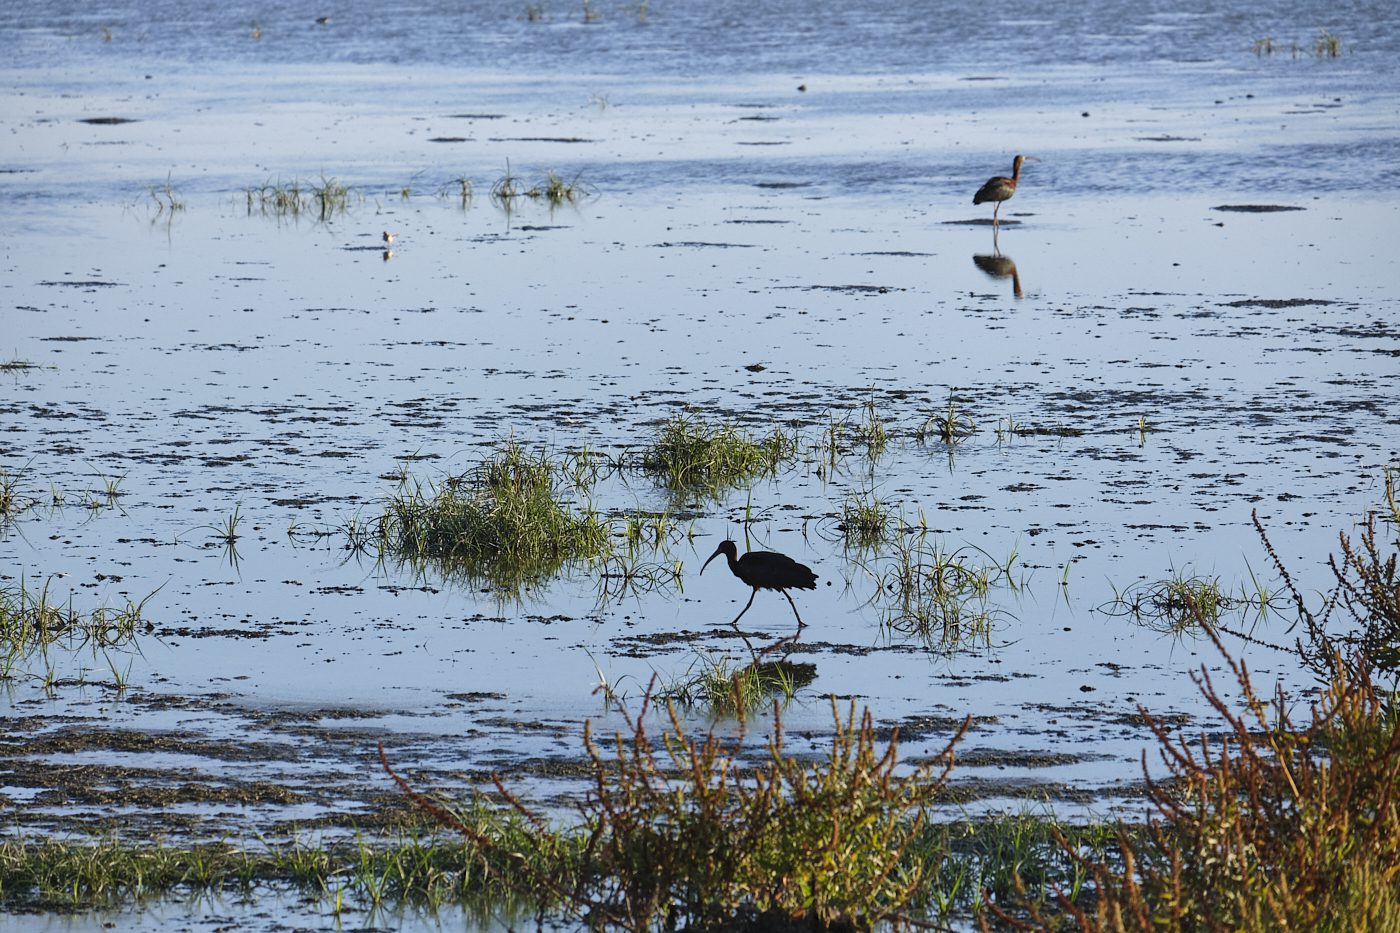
top-left (2, 0), bottom-right (1399, 928)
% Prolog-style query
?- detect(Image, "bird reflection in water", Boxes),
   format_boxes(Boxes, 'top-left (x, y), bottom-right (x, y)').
top-left (972, 228), bottom-right (1025, 298)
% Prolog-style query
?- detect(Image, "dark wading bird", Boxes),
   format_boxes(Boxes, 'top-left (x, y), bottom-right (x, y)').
top-left (701, 540), bottom-right (817, 629)
top-left (973, 155), bottom-right (1037, 225)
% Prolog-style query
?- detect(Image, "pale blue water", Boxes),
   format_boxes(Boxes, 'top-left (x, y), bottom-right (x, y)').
top-left (2, 1), bottom-right (1399, 929)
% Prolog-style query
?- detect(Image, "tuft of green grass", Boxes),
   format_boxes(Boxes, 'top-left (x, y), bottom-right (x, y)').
top-left (0, 825), bottom-right (556, 913)
top-left (640, 412), bottom-right (797, 498)
top-left (1315, 30), bottom-right (1342, 57)
top-left (917, 399), bottom-right (978, 447)
top-left (490, 162), bottom-right (594, 210)
top-left (0, 577), bottom-right (153, 681)
top-left (375, 441), bottom-right (611, 595)
top-left (244, 175), bottom-right (360, 220)
top-left (1100, 567), bottom-right (1278, 636)
top-left (840, 490), bottom-right (894, 550)
top-left (657, 653), bottom-right (816, 717)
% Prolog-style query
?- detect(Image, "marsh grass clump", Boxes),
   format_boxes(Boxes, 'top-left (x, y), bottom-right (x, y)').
top-left (375, 442), bottom-right (610, 594)
top-left (437, 175), bottom-right (474, 206)
top-left (910, 814), bottom-right (1119, 921)
top-left (917, 400), bottom-right (978, 447)
top-left (1100, 569), bottom-right (1256, 634)
top-left (490, 163), bottom-right (594, 210)
top-left (0, 465), bottom-right (38, 522)
top-left (0, 357), bottom-right (39, 373)
top-left (840, 490), bottom-right (894, 550)
top-left (640, 412), bottom-right (797, 497)
top-left (0, 824), bottom-right (551, 913)
top-left (658, 653), bottom-right (816, 717)
top-left (244, 175), bottom-right (360, 220)
top-left (384, 695), bottom-right (970, 931)
top-left (1315, 30), bottom-right (1342, 57)
top-left (0, 578), bottom-right (152, 679)
top-left (856, 532), bottom-right (1019, 652)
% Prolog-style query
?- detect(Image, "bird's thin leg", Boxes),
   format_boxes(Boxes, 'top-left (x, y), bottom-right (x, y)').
top-left (783, 591), bottom-right (806, 629)
top-left (729, 588), bottom-right (758, 627)
top-left (992, 202), bottom-right (1001, 225)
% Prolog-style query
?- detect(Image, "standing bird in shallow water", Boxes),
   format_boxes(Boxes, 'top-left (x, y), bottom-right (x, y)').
top-left (973, 155), bottom-right (1035, 225)
top-left (701, 540), bottom-right (817, 628)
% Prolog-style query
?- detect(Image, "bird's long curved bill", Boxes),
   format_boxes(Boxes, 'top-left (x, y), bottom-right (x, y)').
top-left (699, 546), bottom-right (724, 575)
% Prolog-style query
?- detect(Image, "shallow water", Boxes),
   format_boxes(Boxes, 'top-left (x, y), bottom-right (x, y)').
top-left (3, 0), bottom-right (1399, 927)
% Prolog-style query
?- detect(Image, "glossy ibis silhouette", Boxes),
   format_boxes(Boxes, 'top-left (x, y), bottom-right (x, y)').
top-left (701, 540), bottom-right (817, 628)
top-left (973, 155), bottom-right (1036, 225)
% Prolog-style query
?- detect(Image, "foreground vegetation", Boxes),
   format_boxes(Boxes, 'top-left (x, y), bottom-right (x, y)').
top-left (4, 476), bottom-right (1395, 929)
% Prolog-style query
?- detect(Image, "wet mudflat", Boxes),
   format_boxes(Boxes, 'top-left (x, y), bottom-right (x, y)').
top-left (3, 1), bottom-right (1400, 929)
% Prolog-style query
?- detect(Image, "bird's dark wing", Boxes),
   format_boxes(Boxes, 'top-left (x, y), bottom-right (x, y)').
top-left (741, 551), bottom-right (818, 591)
top-left (973, 176), bottom-right (1014, 204)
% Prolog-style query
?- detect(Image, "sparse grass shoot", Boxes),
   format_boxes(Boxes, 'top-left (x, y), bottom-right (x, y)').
top-left (0, 356), bottom-right (39, 373)
top-left (244, 175), bottom-right (360, 219)
top-left (917, 399), bottom-right (978, 447)
top-left (1316, 30), bottom-right (1342, 57)
top-left (437, 175), bottom-right (474, 205)
top-left (856, 532), bottom-right (1019, 651)
top-left (148, 173), bottom-right (185, 213)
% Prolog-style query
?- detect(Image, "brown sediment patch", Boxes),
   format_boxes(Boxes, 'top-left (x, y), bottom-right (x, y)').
top-left (651, 241), bottom-right (756, 249)
top-left (785, 284), bottom-right (904, 295)
top-left (487, 136), bottom-right (594, 143)
top-left (1219, 298), bottom-right (1336, 308)
top-left (1211, 204), bottom-right (1306, 212)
